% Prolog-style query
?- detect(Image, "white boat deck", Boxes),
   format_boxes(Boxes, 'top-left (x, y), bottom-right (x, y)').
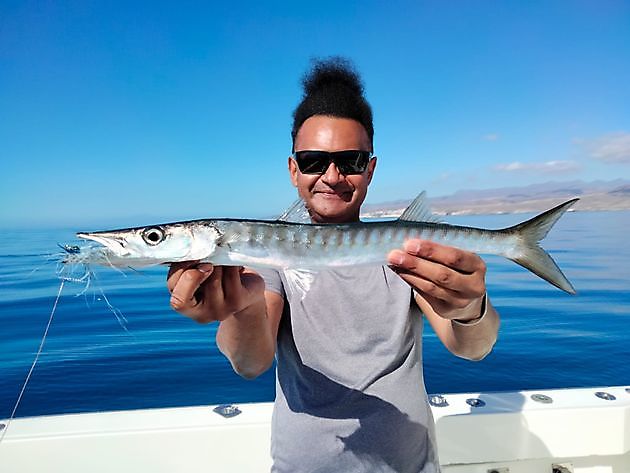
top-left (1, 386), bottom-right (628, 472)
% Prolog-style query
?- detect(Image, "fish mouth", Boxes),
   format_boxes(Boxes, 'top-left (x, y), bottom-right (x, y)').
top-left (76, 232), bottom-right (130, 256)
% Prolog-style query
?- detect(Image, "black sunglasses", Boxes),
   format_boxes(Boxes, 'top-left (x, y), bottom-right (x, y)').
top-left (293, 150), bottom-right (373, 175)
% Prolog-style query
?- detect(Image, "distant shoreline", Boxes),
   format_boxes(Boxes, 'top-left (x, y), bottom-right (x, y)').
top-left (362, 180), bottom-right (630, 217)
top-left (362, 194), bottom-right (630, 218)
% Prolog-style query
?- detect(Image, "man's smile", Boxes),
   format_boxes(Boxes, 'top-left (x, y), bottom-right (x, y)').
top-left (313, 189), bottom-right (352, 201)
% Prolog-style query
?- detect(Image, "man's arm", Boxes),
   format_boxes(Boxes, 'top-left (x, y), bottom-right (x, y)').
top-left (216, 290), bottom-right (283, 378)
top-left (388, 239), bottom-right (500, 360)
top-left (167, 263), bottom-right (283, 379)
top-left (415, 292), bottom-right (499, 360)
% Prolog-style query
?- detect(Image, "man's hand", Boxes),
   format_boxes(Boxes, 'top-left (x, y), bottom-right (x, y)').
top-left (387, 239), bottom-right (487, 321)
top-left (167, 262), bottom-right (266, 323)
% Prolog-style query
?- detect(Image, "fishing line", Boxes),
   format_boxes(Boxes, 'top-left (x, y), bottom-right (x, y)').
top-left (99, 286), bottom-right (132, 335)
top-left (24, 252), bottom-right (61, 278)
top-left (88, 270), bottom-right (132, 334)
top-left (1, 248), bottom-right (137, 446)
top-left (0, 279), bottom-right (65, 446)
top-left (58, 255), bottom-right (132, 333)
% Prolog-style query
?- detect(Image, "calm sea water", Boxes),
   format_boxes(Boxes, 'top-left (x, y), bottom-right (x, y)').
top-left (1, 211), bottom-right (629, 419)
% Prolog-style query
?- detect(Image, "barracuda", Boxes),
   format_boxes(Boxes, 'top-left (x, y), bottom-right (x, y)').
top-left (68, 193), bottom-right (579, 294)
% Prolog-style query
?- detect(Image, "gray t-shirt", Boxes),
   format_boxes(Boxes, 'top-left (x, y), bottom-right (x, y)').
top-left (260, 266), bottom-right (440, 473)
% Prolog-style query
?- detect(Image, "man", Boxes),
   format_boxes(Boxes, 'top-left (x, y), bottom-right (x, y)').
top-left (167, 58), bottom-right (499, 472)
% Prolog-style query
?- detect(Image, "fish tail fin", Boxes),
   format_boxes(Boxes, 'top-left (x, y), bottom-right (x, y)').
top-left (505, 198), bottom-right (579, 294)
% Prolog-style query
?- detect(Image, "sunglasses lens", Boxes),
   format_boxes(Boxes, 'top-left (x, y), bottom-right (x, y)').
top-left (334, 151), bottom-right (370, 174)
top-left (294, 151), bottom-right (372, 175)
top-left (295, 151), bottom-right (330, 174)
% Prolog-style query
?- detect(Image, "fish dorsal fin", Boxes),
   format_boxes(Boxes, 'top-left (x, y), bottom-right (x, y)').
top-left (398, 192), bottom-right (440, 223)
top-left (277, 199), bottom-right (311, 224)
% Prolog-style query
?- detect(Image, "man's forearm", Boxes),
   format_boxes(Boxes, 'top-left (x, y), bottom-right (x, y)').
top-left (216, 298), bottom-right (275, 379)
top-left (449, 300), bottom-right (500, 360)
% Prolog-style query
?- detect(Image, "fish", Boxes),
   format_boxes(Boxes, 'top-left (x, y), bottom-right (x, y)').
top-left (66, 193), bottom-right (578, 294)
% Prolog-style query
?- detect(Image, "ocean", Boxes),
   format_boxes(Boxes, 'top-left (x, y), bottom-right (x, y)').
top-left (1, 211), bottom-right (629, 419)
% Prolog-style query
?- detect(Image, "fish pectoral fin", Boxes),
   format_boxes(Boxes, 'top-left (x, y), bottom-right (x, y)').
top-left (283, 268), bottom-right (317, 300)
top-left (398, 191), bottom-right (441, 223)
top-left (276, 199), bottom-right (311, 224)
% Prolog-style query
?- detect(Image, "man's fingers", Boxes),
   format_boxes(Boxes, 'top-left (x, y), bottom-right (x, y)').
top-left (396, 270), bottom-right (460, 303)
top-left (222, 266), bottom-right (244, 297)
top-left (402, 239), bottom-right (483, 274)
top-left (390, 250), bottom-right (483, 296)
top-left (169, 265), bottom-right (213, 313)
top-left (167, 261), bottom-right (205, 292)
top-left (396, 269), bottom-right (478, 314)
top-left (388, 238), bottom-right (486, 297)
top-left (389, 249), bottom-right (468, 292)
top-left (167, 263), bottom-right (265, 323)
top-left (389, 239), bottom-right (488, 319)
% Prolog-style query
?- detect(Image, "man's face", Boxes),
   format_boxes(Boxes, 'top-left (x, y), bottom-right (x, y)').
top-left (289, 116), bottom-right (376, 223)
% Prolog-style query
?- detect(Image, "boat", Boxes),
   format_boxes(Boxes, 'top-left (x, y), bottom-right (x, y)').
top-left (1, 385), bottom-right (628, 472)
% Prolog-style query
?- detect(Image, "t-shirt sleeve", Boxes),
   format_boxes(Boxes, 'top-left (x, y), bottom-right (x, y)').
top-left (257, 267), bottom-right (285, 298)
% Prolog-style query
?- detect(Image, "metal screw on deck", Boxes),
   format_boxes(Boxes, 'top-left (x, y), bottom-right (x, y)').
top-left (531, 393), bottom-right (553, 404)
top-left (428, 395), bottom-right (448, 407)
top-left (466, 398), bottom-right (486, 408)
top-left (213, 404), bottom-right (242, 418)
top-left (552, 463), bottom-right (574, 473)
top-left (594, 391), bottom-right (616, 401)
top-left (0, 423), bottom-right (5, 431)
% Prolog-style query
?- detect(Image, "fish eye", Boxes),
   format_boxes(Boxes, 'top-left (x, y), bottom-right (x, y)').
top-left (142, 227), bottom-right (165, 245)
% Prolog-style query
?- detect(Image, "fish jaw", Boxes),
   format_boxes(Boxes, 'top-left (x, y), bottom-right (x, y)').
top-left (76, 232), bottom-right (133, 257)
top-left (76, 223), bottom-right (221, 264)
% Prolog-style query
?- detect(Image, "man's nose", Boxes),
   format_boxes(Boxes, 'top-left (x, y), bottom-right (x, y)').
top-left (321, 162), bottom-right (342, 185)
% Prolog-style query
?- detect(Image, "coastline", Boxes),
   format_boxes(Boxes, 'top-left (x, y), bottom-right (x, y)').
top-left (362, 187), bottom-right (630, 218)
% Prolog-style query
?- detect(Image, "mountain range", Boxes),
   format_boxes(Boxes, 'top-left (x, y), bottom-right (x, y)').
top-left (362, 179), bottom-right (630, 217)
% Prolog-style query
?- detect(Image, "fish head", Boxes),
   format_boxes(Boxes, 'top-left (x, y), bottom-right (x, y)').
top-left (77, 222), bottom-right (221, 264)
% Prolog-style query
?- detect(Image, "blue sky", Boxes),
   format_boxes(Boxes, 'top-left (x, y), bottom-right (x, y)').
top-left (1, 1), bottom-right (629, 228)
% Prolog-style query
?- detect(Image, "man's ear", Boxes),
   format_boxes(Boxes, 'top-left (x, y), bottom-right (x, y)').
top-left (288, 156), bottom-right (299, 187)
top-left (366, 156), bottom-right (377, 185)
